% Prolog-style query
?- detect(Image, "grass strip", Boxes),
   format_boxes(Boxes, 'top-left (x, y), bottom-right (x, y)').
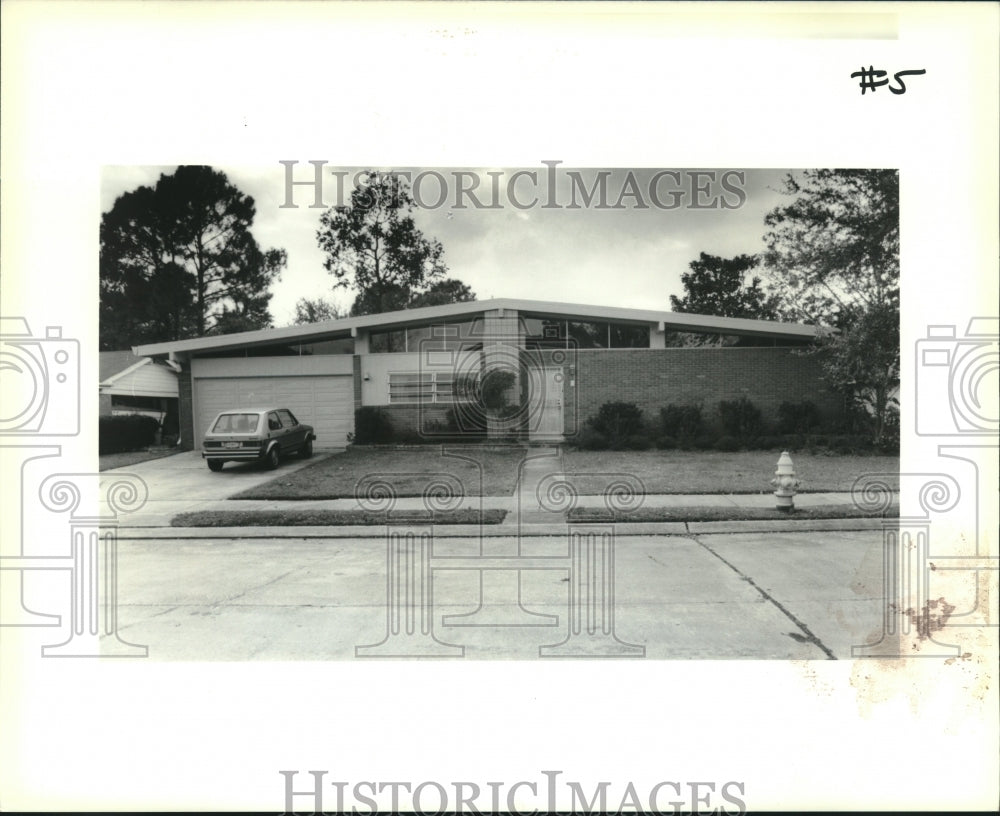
top-left (172, 508), bottom-right (507, 527)
top-left (567, 504), bottom-right (899, 523)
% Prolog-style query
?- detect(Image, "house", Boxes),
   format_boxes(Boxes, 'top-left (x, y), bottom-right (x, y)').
top-left (99, 350), bottom-right (180, 439)
top-left (133, 298), bottom-right (839, 449)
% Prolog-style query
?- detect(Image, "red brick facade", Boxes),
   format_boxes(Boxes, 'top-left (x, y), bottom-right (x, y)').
top-left (177, 365), bottom-right (195, 449)
top-left (565, 347), bottom-right (842, 436)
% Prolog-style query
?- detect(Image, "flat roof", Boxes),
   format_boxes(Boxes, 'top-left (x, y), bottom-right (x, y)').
top-left (134, 297), bottom-right (824, 357)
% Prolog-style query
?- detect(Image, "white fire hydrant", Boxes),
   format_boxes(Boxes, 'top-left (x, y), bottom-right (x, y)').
top-left (770, 451), bottom-right (801, 512)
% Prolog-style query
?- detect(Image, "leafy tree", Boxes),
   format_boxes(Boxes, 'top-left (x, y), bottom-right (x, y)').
top-left (349, 284), bottom-right (410, 317)
top-left (317, 171), bottom-right (450, 316)
top-left (408, 278), bottom-right (476, 308)
top-left (816, 301), bottom-right (900, 445)
top-left (763, 169), bottom-right (900, 444)
top-left (670, 253), bottom-right (781, 320)
top-left (763, 169), bottom-right (899, 324)
top-left (100, 166), bottom-right (285, 348)
top-left (347, 277), bottom-right (477, 316)
top-left (666, 253), bottom-right (781, 347)
top-left (292, 297), bottom-right (344, 325)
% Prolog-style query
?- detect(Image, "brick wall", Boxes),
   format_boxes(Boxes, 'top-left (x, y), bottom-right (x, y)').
top-left (352, 356), bottom-right (362, 411)
top-left (566, 347), bottom-right (842, 437)
top-left (177, 364), bottom-right (194, 450)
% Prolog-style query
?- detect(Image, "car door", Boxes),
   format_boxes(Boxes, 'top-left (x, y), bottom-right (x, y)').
top-left (266, 411), bottom-right (288, 454)
top-left (277, 409), bottom-right (306, 451)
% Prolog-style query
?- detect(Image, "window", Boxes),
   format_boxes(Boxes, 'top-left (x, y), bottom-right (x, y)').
top-left (369, 329), bottom-right (406, 353)
top-left (369, 320), bottom-right (483, 354)
top-left (267, 412), bottom-right (283, 431)
top-left (609, 323), bottom-right (649, 348)
top-left (568, 320), bottom-right (609, 349)
top-left (523, 316), bottom-right (567, 349)
top-left (194, 336), bottom-right (354, 357)
top-left (388, 372), bottom-right (457, 403)
top-left (277, 409), bottom-right (298, 427)
top-left (211, 413), bottom-right (260, 434)
top-left (523, 314), bottom-right (651, 349)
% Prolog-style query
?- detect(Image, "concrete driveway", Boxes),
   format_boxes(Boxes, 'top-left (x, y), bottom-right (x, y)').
top-left (101, 529), bottom-right (886, 660)
top-left (101, 449), bottom-right (337, 525)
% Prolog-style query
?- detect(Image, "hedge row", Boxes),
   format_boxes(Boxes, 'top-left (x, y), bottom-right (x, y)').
top-left (576, 399), bottom-right (895, 453)
top-left (99, 415), bottom-right (160, 454)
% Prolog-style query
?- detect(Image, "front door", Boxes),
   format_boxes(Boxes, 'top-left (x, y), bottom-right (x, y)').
top-left (530, 367), bottom-right (564, 441)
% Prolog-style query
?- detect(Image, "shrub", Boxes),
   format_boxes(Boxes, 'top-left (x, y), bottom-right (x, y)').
top-left (777, 400), bottom-right (821, 434)
top-left (586, 401), bottom-right (646, 448)
top-left (574, 425), bottom-right (609, 450)
top-left (659, 404), bottom-right (705, 441)
top-left (759, 435), bottom-right (786, 450)
top-left (99, 414), bottom-right (160, 454)
top-left (718, 397), bottom-right (765, 438)
top-left (479, 369), bottom-right (517, 414)
top-left (655, 435), bottom-right (678, 450)
top-left (829, 434), bottom-right (871, 454)
top-left (352, 407), bottom-right (394, 444)
top-left (692, 434), bottom-right (715, 450)
top-left (713, 435), bottom-right (741, 452)
top-left (623, 434), bottom-right (653, 450)
top-left (779, 433), bottom-right (805, 451)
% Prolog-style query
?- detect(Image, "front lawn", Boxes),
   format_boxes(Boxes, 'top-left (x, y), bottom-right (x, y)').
top-left (173, 508), bottom-right (507, 527)
top-left (568, 503), bottom-right (899, 523)
top-left (229, 446), bottom-right (526, 500)
top-left (560, 450), bottom-right (899, 494)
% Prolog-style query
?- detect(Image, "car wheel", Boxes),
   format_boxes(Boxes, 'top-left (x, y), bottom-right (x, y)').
top-left (300, 439), bottom-right (313, 459)
top-left (207, 460), bottom-right (224, 472)
top-left (264, 445), bottom-right (280, 470)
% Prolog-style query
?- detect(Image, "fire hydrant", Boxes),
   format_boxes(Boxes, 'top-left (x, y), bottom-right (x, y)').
top-left (771, 451), bottom-right (801, 512)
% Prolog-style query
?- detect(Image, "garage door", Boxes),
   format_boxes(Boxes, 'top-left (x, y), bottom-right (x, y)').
top-left (192, 357), bottom-right (354, 447)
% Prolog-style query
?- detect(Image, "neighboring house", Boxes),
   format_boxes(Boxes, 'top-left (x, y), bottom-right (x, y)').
top-left (99, 350), bottom-right (180, 438)
top-left (133, 298), bottom-right (839, 450)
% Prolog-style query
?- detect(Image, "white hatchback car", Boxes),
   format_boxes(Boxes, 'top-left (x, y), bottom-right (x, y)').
top-left (201, 407), bottom-right (315, 471)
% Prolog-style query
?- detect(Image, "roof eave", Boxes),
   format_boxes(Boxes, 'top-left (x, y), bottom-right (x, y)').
top-left (134, 297), bottom-right (823, 356)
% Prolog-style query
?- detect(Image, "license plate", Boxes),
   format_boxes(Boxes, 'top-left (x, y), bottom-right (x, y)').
top-left (222, 441), bottom-right (241, 449)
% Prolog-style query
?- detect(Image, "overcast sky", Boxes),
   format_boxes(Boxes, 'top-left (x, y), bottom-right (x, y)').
top-left (101, 165), bottom-right (800, 327)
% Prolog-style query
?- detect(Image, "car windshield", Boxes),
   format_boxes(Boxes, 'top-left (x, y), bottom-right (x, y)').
top-left (210, 413), bottom-right (260, 434)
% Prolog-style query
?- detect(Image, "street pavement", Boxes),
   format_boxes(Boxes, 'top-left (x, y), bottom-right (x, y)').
top-left (93, 448), bottom-right (892, 661)
top-left (108, 530), bottom-right (884, 660)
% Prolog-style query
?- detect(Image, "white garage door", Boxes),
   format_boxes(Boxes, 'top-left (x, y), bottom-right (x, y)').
top-left (192, 357), bottom-right (354, 448)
